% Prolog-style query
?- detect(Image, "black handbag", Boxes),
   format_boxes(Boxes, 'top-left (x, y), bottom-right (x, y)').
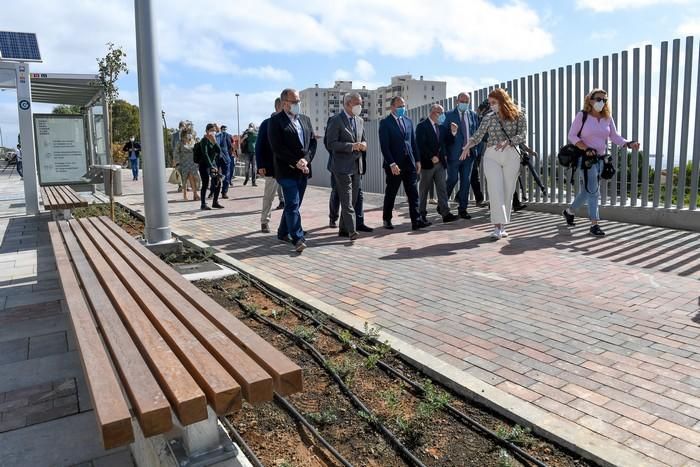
top-left (600, 156), bottom-right (616, 180)
top-left (558, 112), bottom-right (588, 168)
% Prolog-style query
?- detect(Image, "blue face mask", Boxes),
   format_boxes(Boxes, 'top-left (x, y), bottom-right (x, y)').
top-left (290, 103), bottom-right (301, 115)
top-left (395, 107), bottom-right (406, 117)
top-left (457, 102), bottom-right (469, 112)
top-left (437, 113), bottom-right (446, 125)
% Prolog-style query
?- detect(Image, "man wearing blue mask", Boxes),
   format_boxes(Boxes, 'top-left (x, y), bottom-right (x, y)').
top-left (444, 92), bottom-right (482, 219)
top-left (416, 104), bottom-right (458, 223)
top-left (378, 96), bottom-right (428, 230)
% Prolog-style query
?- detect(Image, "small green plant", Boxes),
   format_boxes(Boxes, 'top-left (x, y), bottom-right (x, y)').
top-left (338, 329), bottom-right (355, 349)
top-left (293, 325), bottom-right (318, 343)
top-left (362, 322), bottom-right (381, 342)
top-left (380, 388), bottom-right (402, 413)
top-left (306, 409), bottom-right (338, 427)
top-left (364, 352), bottom-right (382, 369)
top-left (278, 461), bottom-right (294, 467)
top-left (495, 424), bottom-right (533, 447)
top-left (309, 309), bottom-right (328, 325)
top-left (229, 288), bottom-right (249, 301)
top-left (326, 357), bottom-right (359, 384)
top-left (498, 449), bottom-right (514, 467)
top-left (357, 410), bottom-right (380, 426)
top-left (395, 415), bottom-right (425, 449)
top-left (417, 381), bottom-right (450, 418)
top-left (270, 308), bottom-right (288, 320)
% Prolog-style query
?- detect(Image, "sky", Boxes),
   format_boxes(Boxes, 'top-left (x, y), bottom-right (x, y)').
top-left (1, 0), bottom-right (700, 147)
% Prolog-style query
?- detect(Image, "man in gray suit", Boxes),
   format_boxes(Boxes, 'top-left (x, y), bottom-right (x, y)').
top-left (326, 92), bottom-right (367, 240)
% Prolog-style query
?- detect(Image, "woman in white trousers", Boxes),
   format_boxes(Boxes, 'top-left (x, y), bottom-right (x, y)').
top-left (462, 88), bottom-right (527, 239)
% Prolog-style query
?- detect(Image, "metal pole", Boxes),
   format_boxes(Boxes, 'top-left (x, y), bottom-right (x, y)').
top-left (0, 124), bottom-right (4, 147)
top-left (15, 62), bottom-right (40, 215)
top-left (134, 0), bottom-right (171, 244)
top-left (235, 93), bottom-right (240, 154)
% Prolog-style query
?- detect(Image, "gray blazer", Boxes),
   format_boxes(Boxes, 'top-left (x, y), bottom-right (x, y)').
top-left (326, 112), bottom-right (365, 175)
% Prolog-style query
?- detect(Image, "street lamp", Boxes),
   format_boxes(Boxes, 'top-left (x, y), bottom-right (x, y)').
top-left (235, 93), bottom-right (240, 154)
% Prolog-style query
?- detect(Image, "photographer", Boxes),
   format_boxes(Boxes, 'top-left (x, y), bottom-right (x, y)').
top-left (562, 89), bottom-right (639, 236)
top-left (199, 123), bottom-right (224, 210)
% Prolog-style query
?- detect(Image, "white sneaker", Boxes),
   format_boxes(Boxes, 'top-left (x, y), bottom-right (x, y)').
top-left (499, 228), bottom-right (509, 238)
top-left (489, 229), bottom-right (502, 240)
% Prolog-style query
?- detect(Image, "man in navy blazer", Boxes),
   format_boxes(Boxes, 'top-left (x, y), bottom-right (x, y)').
top-left (378, 96), bottom-right (430, 230)
top-left (443, 92), bottom-right (482, 219)
top-left (268, 88), bottom-right (317, 253)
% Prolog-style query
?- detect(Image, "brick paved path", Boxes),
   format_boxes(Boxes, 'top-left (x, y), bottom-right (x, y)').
top-left (119, 173), bottom-right (700, 466)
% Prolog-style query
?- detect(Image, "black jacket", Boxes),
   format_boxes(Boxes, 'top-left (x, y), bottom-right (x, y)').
top-left (268, 111), bottom-right (317, 180)
top-left (415, 118), bottom-right (453, 170)
top-left (255, 117), bottom-right (275, 177)
top-left (199, 137), bottom-right (220, 169)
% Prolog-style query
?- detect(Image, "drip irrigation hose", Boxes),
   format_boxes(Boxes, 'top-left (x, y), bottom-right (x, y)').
top-left (218, 416), bottom-right (265, 467)
top-left (236, 275), bottom-right (549, 467)
top-left (234, 298), bottom-right (428, 467)
top-left (273, 392), bottom-right (355, 467)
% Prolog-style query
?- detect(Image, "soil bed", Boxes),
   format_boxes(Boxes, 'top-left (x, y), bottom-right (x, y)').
top-left (73, 203), bottom-right (144, 237)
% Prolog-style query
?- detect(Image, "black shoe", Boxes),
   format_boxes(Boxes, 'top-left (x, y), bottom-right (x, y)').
top-left (338, 231), bottom-right (349, 238)
top-left (261, 223), bottom-right (270, 233)
top-left (329, 220), bottom-right (337, 228)
top-left (383, 220), bottom-right (394, 230)
top-left (562, 209), bottom-right (575, 226)
top-left (243, 179), bottom-right (249, 186)
top-left (412, 219), bottom-right (431, 230)
top-left (349, 232), bottom-right (359, 241)
top-left (277, 234), bottom-right (292, 243)
top-left (590, 225), bottom-right (605, 237)
top-left (208, 193), bottom-right (213, 199)
top-left (458, 210), bottom-right (471, 219)
top-left (201, 205), bottom-right (212, 211)
top-left (276, 203), bottom-right (285, 210)
top-left (212, 203), bottom-right (224, 209)
top-left (221, 194), bottom-right (229, 199)
top-left (442, 213), bottom-right (458, 223)
top-left (252, 183), bottom-right (258, 187)
top-left (513, 203), bottom-right (528, 212)
top-left (475, 198), bottom-right (485, 207)
top-left (357, 224), bottom-right (374, 232)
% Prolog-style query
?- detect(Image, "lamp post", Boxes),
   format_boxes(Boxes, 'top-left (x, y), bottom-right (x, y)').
top-left (235, 93), bottom-right (240, 154)
top-left (0, 125), bottom-right (4, 148)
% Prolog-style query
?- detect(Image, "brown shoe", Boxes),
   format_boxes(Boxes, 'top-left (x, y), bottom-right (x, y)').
top-left (261, 223), bottom-right (270, 233)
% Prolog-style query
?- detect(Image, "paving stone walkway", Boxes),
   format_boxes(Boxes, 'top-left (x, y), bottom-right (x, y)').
top-left (119, 171), bottom-right (700, 466)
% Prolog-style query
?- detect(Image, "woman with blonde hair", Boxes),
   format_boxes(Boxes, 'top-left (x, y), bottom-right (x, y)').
top-left (562, 89), bottom-right (639, 236)
top-left (175, 121), bottom-right (201, 202)
top-left (463, 88), bottom-right (527, 239)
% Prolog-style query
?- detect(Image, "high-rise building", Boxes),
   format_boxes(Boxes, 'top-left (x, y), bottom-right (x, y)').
top-left (300, 74), bottom-right (446, 135)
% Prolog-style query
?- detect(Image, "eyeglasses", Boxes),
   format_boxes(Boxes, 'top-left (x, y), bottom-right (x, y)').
top-left (591, 97), bottom-right (608, 103)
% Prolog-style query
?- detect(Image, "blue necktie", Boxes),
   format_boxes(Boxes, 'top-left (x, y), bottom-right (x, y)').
top-left (398, 117), bottom-right (406, 135)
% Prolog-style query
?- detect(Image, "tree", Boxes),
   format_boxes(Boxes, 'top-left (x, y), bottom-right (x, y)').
top-left (111, 99), bottom-right (140, 144)
top-left (97, 42), bottom-right (128, 110)
top-left (52, 105), bottom-right (82, 115)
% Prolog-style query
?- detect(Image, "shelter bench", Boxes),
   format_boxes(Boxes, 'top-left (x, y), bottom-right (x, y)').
top-left (48, 216), bottom-right (302, 463)
top-left (41, 185), bottom-right (88, 218)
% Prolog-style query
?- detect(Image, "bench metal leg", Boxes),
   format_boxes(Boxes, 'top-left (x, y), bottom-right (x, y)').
top-left (62, 209), bottom-right (72, 220)
top-left (130, 407), bottom-right (248, 467)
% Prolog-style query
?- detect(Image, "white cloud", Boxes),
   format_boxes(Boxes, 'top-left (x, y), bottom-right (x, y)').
top-left (590, 30), bottom-right (618, 41)
top-left (576, 0), bottom-right (690, 12)
top-left (355, 60), bottom-right (376, 81)
top-left (677, 17), bottom-right (700, 36)
top-left (333, 59), bottom-right (380, 87)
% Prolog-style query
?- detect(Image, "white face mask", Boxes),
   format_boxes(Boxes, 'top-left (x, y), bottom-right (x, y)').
top-left (593, 100), bottom-right (605, 112)
top-left (351, 104), bottom-right (362, 116)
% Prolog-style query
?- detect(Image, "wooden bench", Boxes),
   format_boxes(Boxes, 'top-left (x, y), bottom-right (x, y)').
top-left (48, 216), bottom-right (303, 456)
top-left (41, 185), bottom-right (88, 218)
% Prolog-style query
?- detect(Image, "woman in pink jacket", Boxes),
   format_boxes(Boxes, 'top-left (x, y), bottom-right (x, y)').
top-left (562, 89), bottom-right (639, 236)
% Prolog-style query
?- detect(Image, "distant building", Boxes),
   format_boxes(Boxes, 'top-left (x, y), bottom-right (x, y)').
top-left (300, 74), bottom-right (447, 135)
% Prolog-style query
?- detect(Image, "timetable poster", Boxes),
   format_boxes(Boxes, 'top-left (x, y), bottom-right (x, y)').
top-left (34, 114), bottom-right (88, 184)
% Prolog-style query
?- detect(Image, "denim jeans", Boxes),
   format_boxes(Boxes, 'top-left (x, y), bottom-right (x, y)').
top-left (570, 158), bottom-right (602, 221)
top-left (445, 156), bottom-right (475, 211)
top-left (277, 177), bottom-right (308, 244)
top-left (130, 157), bottom-right (139, 180)
top-left (16, 161), bottom-right (23, 178)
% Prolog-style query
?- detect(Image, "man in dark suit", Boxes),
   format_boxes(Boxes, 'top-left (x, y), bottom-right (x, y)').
top-left (256, 98), bottom-right (285, 233)
top-left (378, 96), bottom-right (430, 230)
top-left (416, 104), bottom-right (459, 223)
top-left (443, 92), bottom-right (482, 219)
top-left (268, 88), bottom-right (317, 253)
top-left (326, 92), bottom-right (371, 240)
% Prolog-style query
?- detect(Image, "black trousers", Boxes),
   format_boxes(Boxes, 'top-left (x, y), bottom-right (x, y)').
top-left (470, 155), bottom-right (484, 203)
top-left (383, 165), bottom-right (420, 224)
top-left (199, 165), bottom-right (220, 206)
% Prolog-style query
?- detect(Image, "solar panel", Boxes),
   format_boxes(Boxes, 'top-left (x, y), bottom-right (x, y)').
top-left (0, 32), bottom-right (42, 62)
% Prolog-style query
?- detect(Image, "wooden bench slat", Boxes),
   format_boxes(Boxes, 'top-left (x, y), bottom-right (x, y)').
top-left (69, 220), bottom-right (242, 415)
top-left (41, 186), bottom-right (59, 209)
top-left (57, 185), bottom-right (77, 205)
top-left (54, 223), bottom-right (173, 437)
top-left (48, 222), bottom-right (134, 450)
top-left (80, 218), bottom-right (274, 404)
top-left (59, 222), bottom-right (209, 426)
top-left (52, 186), bottom-right (69, 209)
top-left (59, 185), bottom-right (88, 207)
top-left (41, 185), bottom-right (88, 210)
top-left (94, 216), bottom-right (304, 396)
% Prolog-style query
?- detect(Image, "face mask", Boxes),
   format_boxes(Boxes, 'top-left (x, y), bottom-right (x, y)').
top-left (437, 113), bottom-right (446, 125)
top-left (395, 107), bottom-right (406, 117)
top-left (457, 102), bottom-right (469, 112)
top-left (351, 104), bottom-right (362, 116)
top-left (490, 103), bottom-right (499, 114)
top-left (290, 103), bottom-right (300, 115)
top-left (130, 137), bottom-right (134, 142)
top-left (593, 101), bottom-right (605, 112)
top-left (208, 131), bottom-right (216, 137)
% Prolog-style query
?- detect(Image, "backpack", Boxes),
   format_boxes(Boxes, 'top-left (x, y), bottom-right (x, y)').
top-left (246, 131), bottom-right (258, 154)
top-left (192, 141), bottom-right (203, 164)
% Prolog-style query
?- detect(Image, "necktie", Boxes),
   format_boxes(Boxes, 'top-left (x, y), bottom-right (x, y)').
top-left (434, 122), bottom-right (440, 140)
top-left (351, 116), bottom-right (357, 140)
top-left (461, 112), bottom-right (469, 140)
top-left (398, 117), bottom-right (406, 135)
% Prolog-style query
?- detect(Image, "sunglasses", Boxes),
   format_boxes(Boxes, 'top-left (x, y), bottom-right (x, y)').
top-left (591, 97), bottom-right (608, 103)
